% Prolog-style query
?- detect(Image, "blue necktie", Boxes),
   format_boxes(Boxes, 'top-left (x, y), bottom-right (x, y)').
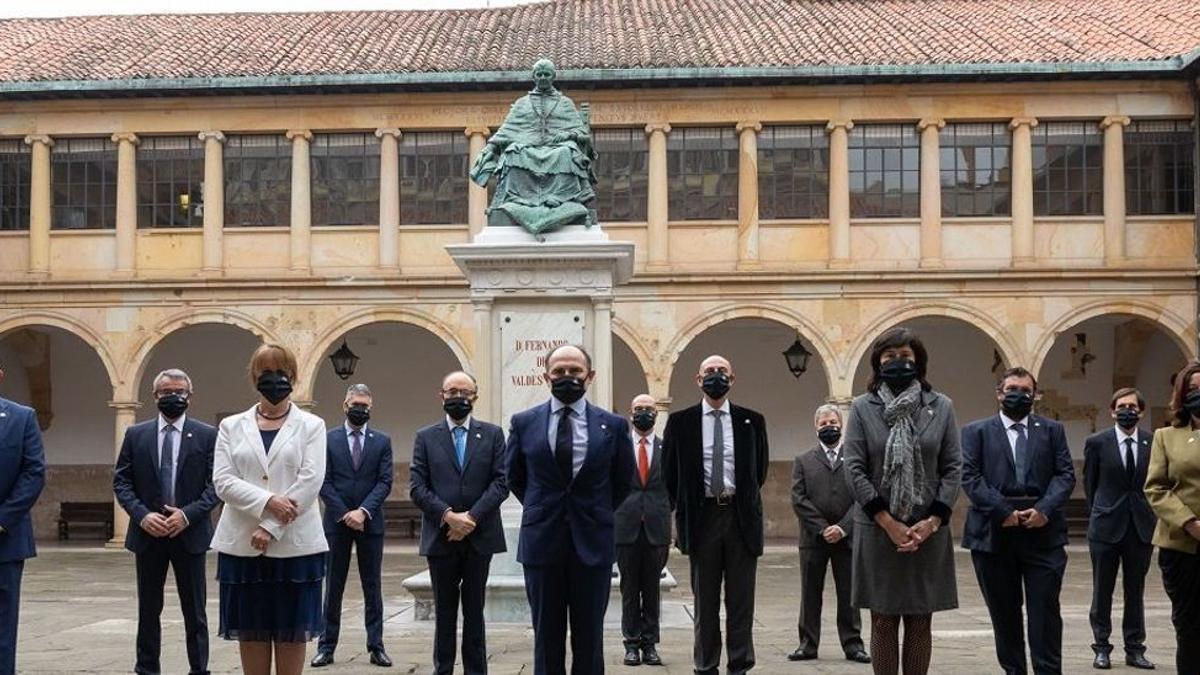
top-left (160, 425), bottom-right (175, 506)
top-left (453, 426), bottom-right (467, 469)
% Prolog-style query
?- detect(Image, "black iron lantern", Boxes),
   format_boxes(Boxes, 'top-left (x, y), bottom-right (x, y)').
top-left (329, 339), bottom-right (360, 380)
top-left (782, 334), bottom-right (813, 378)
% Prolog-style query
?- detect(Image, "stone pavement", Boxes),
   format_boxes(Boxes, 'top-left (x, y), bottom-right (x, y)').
top-left (13, 544), bottom-right (1179, 674)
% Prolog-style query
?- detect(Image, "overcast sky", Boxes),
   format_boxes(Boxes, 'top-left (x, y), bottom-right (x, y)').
top-left (0, 0), bottom-right (535, 19)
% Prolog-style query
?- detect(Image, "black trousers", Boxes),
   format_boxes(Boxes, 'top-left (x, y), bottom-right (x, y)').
top-left (317, 529), bottom-right (385, 654)
top-left (690, 502), bottom-right (757, 675)
top-left (971, 541), bottom-right (1067, 675)
top-left (616, 527), bottom-right (669, 650)
top-left (796, 541), bottom-right (862, 657)
top-left (1159, 548), bottom-right (1200, 675)
top-left (134, 539), bottom-right (209, 675)
top-left (427, 543), bottom-right (493, 675)
top-left (523, 540), bottom-right (612, 675)
top-left (0, 561), bottom-right (22, 675)
top-left (1087, 529), bottom-right (1153, 656)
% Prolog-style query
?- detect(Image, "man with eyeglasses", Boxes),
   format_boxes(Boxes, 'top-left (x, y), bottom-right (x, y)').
top-left (410, 371), bottom-right (508, 675)
top-left (113, 368), bottom-right (219, 675)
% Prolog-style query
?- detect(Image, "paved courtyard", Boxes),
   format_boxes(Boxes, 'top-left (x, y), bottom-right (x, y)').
top-left (13, 544), bottom-right (1179, 674)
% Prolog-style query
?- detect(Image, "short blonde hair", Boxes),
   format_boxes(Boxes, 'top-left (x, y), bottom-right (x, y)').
top-left (248, 343), bottom-right (298, 386)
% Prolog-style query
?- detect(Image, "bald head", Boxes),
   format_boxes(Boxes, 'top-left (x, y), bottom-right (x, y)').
top-left (696, 354), bottom-right (735, 403)
top-left (630, 393), bottom-right (658, 435)
top-left (630, 394), bottom-right (656, 412)
top-left (699, 355), bottom-right (732, 376)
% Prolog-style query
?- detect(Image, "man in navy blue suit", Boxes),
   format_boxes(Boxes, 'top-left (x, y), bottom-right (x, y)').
top-left (962, 367), bottom-right (1076, 675)
top-left (0, 361), bottom-right (46, 675)
top-left (506, 344), bottom-right (635, 675)
top-left (113, 368), bottom-right (219, 675)
top-left (312, 383), bottom-right (394, 668)
top-left (410, 370), bottom-right (508, 675)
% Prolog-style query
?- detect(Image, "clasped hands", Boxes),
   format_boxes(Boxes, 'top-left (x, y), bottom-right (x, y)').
top-left (443, 510), bottom-right (477, 542)
top-left (878, 513), bottom-right (941, 553)
top-left (139, 505), bottom-right (188, 538)
top-left (1001, 508), bottom-right (1049, 529)
top-left (341, 508), bottom-right (368, 532)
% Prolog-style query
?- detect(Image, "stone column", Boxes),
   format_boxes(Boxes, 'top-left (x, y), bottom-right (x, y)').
top-left (112, 133), bottom-right (140, 275)
top-left (286, 129), bottom-right (312, 273)
top-left (465, 127), bottom-right (490, 239)
top-left (24, 135), bottom-right (53, 277)
top-left (918, 118), bottom-right (945, 268)
top-left (592, 298), bottom-right (614, 410)
top-left (1009, 117), bottom-right (1038, 266)
top-left (826, 120), bottom-right (854, 268)
top-left (375, 128), bottom-right (402, 272)
top-left (736, 121), bottom-right (763, 270)
top-left (644, 123), bottom-right (672, 272)
top-left (471, 298), bottom-right (497, 422)
top-left (198, 131), bottom-right (226, 273)
top-left (1101, 115), bottom-right (1131, 265)
top-left (107, 400), bottom-right (140, 548)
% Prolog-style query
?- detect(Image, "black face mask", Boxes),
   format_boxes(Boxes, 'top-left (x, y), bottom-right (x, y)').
top-left (817, 425), bottom-right (842, 447)
top-left (256, 370), bottom-right (293, 405)
top-left (1185, 390), bottom-right (1200, 417)
top-left (701, 372), bottom-right (731, 401)
top-left (443, 396), bottom-right (473, 421)
top-left (550, 376), bottom-right (587, 405)
top-left (1115, 408), bottom-right (1140, 430)
top-left (879, 358), bottom-right (918, 391)
top-left (346, 404), bottom-right (370, 428)
top-left (156, 393), bottom-right (189, 420)
top-left (632, 410), bottom-right (657, 432)
top-left (1001, 390), bottom-right (1035, 419)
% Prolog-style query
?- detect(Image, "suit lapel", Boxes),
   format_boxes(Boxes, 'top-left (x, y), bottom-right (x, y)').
top-left (1136, 429), bottom-right (1152, 483)
top-left (534, 402), bottom-right (564, 486)
top-left (266, 413), bottom-right (301, 467)
top-left (991, 416), bottom-right (1017, 475)
top-left (731, 405), bottom-right (751, 492)
top-left (0, 399), bottom-right (13, 446)
top-left (460, 420), bottom-right (482, 473)
top-left (438, 423), bottom-right (462, 473)
top-left (579, 403), bottom-right (608, 482)
top-left (239, 411), bottom-right (270, 476)
top-left (913, 392), bottom-right (937, 438)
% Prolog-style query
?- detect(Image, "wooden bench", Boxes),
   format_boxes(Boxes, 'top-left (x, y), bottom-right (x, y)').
top-left (58, 501), bottom-right (114, 541)
top-left (383, 500), bottom-right (423, 539)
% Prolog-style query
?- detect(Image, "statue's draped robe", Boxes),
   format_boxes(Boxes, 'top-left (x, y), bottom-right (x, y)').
top-left (469, 89), bottom-right (596, 234)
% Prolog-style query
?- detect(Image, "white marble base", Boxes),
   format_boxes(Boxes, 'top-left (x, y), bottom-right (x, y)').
top-left (472, 224), bottom-right (610, 245)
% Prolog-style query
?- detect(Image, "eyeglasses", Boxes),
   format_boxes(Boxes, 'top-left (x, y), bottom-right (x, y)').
top-left (441, 388), bottom-right (477, 398)
top-left (155, 390), bottom-right (190, 399)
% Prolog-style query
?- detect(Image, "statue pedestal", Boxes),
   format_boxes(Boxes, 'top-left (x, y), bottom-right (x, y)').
top-left (400, 225), bottom-right (638, 623)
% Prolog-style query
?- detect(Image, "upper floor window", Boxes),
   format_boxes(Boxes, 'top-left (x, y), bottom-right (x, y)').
top-left (400, 131), bottom-right (468, 225)
top-left (224, 134), bottom-right (291, 227)
top-left (758, 125), bottom-right (829, 219)
top-left (52, 137), bottom-right (116, 230)
top-left (667, 127), bottom-right (738, 221)
top-left (592, 128), bottom-right (648, 222)
top-left (940, 123), bottom-right (1012, 217)
top-left (1032, 121), bottom-right (1103, 216)
top-left (312, 133), bottom-right (380, 226)
top-left (0, 140), bottom-right (30, 231)
top-left (848, 124), bottom-right (920, 218)
top-left (137, 135), bottom-right (204, 228)
top-left (1125, 119), bottom-right (1194, 216)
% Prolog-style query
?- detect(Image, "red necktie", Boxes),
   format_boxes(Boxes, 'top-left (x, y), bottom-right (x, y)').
top-left (637, 437), bottom-right (650, 486)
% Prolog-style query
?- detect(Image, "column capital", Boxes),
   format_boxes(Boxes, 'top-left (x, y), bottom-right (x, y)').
top-left (107, 400), bottom-right (142, 411)
top-left (1008, 116), bottom-right (1039, 130)
top-left (463, 126), bottom-right (491, 138)
top-left (110, 132), bottom-right (140, 145)
top-left (285, 129), bottom-right (313, 142)
top-left (825, 119), bottom-right (854, 133)
top-left (198, 130), bottom-right (226, 143)
top-left (917, 118), bottom-right (945, 131)
top-left (375, 127), bottom-right (403, 140)
top-left (735, 120), bottom-right (762, 134)
top-left (470, 296), bottom-right (495, 309)
top-left (1100, 115), bottom-right (1131, 130)
top-left (644, 122), bottom-right (672, 136)
top-left (23, 134), bottom-right (53, 147)
top-left (593, 298), bottom-right (614, 312)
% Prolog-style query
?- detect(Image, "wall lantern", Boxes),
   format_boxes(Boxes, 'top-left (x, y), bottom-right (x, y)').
top-left (329, 339), bottom-right (360, 380)
top-left (782, 334), bottom-right (813, 378)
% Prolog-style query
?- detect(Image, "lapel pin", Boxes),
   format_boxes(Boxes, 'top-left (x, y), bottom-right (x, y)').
top-left (0, 412), bottom-right (7, 418)
top-left (601, 424), bottom-right (608, 430)
top-left (1034, 422), bottom-right (1042, 428)
top-left (186, 432), bottom-right (193, 438)
top-left (475, 433), bottom-right (482, 439)
top-left (1189, 438), bottom-right (1195, 444)
top-left (927, 409), bottom-right (934, 415)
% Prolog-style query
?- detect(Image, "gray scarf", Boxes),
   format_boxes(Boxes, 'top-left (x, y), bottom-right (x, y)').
top-left (879, 380), bottom-right (926, 521)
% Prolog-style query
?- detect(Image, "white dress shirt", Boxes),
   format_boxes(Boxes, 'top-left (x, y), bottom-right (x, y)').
top-left (1000, 412), bottom-right (1030, 463)
top-left (632, 430), bottom-right (655, 465)
top-left (1115, 425), bottom-right (1138, 469)
top-left (701, 398), bottom-right (735, 496)
top-left (819, 441), bottom-right (843, 465)
top-left (446, 414), bottom-right (473, 434)
top-left (157, 413), bottom-right (184, 493)
top-left (548, 397), bottom-right (589, 477)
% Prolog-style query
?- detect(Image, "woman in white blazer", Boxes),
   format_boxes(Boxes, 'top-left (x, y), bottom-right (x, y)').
top-left (213, 343), bottom-right (328, 675)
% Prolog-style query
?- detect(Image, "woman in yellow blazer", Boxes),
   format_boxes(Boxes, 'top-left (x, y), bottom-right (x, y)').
top-left (1145, 360), bottom-right (1200, 675)
top-left (213, 344), bottom-right (328, 675)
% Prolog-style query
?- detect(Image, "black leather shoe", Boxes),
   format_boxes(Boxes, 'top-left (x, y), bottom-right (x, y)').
top-left (846, 650), bottom-right (872, 664)
top-left (310, 651), bottom-right (334, 667)
top-left (369, 649), bottom-right (393, 667)
top-left (1093, 652), bottom-right (1111, 670)
top-left (1126, 654), bottom-right (1155, 670)
top-left (624, 646), bottom-right (642, 666)
top-left (788, 647), bottom-right (817, 661)
top-left (642, 645), bottom-right (662, 666)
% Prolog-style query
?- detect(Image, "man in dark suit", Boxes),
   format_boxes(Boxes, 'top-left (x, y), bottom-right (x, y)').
top-left (112, 368), bottom-right (219, 675)
top-left (409, 371), bottom-right (508, 675)
top-left (962, 367), bottom-right (1076, 675)
top-left (506, 344), bottom-right (634, 675)
top-left (312, 384), bottom-right (394, 668)
top-left (663, 354), bottom-right (768, 675)
top-left (1083, 387), bottom-right (1156, 670)
top-left (0, 362), bottom-right (45, 675)
top-left (789, 404), bottom-right (869, 664)
top-left (616, 394), bottom-right (670, 667)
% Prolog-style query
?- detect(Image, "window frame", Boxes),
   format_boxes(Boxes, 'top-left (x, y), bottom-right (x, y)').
top-left (667, 126), bottom-right (739, 221)
top-left (137, 135), bottom-right (205, 229)
top-left (757, 124), bottom-right (830, 220)
top-left (848, 123), bottom-right (921, 219)
top-left (51, 137), bottom-right (118, 230)
top-left (0, 139), bottom-right (30, 231)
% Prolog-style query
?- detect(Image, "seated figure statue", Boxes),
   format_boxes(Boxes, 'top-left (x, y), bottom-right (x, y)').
top-left (469, 58), bottom-right (597, 236)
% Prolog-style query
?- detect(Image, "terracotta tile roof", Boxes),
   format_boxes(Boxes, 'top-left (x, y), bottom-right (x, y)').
top-left (0, 0), bottom-right (1197, 88)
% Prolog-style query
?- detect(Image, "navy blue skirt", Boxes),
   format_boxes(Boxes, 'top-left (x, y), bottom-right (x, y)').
top-left (217, 552), bottom-right (326, 643)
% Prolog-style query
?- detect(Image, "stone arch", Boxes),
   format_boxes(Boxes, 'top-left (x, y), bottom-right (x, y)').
top-left (0, 311), bottom-right (120, 391)
top-left (1030, 299), bottom-right (1194, 376)
top-left (612, 315), bottom-right (658, 384)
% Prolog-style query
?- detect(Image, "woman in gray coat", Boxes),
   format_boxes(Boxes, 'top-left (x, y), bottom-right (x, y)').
top-left (843, 327), bottom-right (962, 675)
